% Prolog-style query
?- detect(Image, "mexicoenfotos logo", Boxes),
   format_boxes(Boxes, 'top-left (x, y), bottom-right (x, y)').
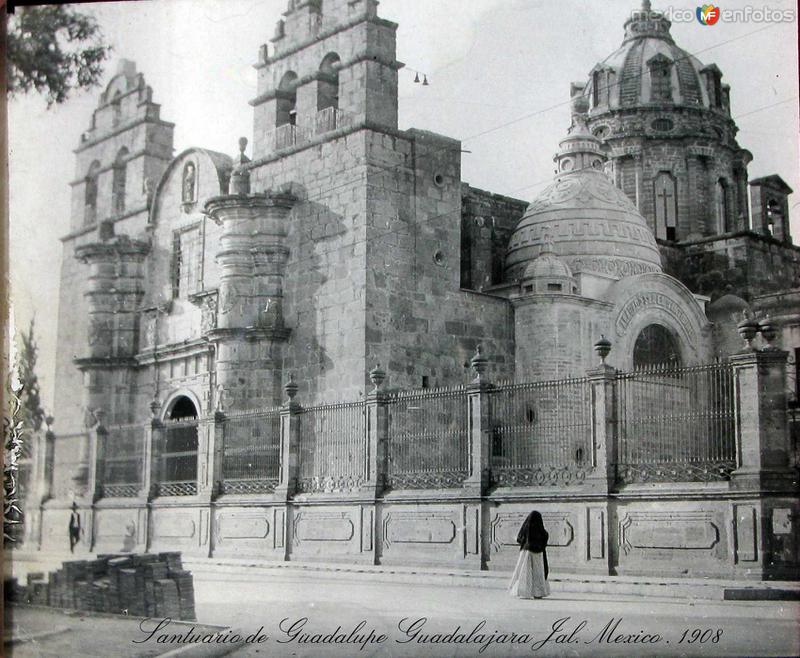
top-left (696, 4), bottom-right (721, 24)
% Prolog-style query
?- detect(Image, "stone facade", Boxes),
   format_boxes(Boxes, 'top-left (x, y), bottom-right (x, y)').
top-left (27, 1), bottom-right (798, 579)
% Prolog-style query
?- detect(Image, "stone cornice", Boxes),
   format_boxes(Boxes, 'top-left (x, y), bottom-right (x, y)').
top-left (245, 120), bottom-right (409, 169)
top-left (205, 326), bottom-right (292, 342)
top-left (74, 237), bottom-right (151, 262)
top-left (74, 117), bottom-right (175, 154)
top-left (675, 230), bottom-right (800, 254)
top-left (204, 192), bottom-right (297, 216)
top-left (69, 149), bottom-right (172, 185)
top-left (257, 14), bottom-right (398, 70)
top-left (73, 356), bottom-right (139, 370)
top-left (136, 339), bottom-right (212, 365)
top-left (60, 206), bottom-right (150, 243)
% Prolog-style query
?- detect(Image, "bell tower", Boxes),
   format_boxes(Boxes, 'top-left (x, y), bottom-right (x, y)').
top-left (54, 60), bottom-right (174, 433)
top-left (250, 0), bottom-right (401, 159)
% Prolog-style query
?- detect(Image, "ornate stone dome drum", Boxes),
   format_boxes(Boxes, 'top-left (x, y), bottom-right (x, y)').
top-left (505, 119), bottom-right (663, 282)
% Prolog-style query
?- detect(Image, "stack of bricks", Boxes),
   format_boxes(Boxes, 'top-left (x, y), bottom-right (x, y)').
top-left (7, 552), bottom-right (195, 621)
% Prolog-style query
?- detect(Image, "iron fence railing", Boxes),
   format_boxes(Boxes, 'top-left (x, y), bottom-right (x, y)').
top-left (386, 386), bottom-right (470, 489)
top-left (297, 401), bottom-right (367, 493)
top-left (489, 377), bottom-right (592, 487)
top-left (100, 423), bottom-right (144, 498)
top-left (221, 408), bottom-right (282, 494)
top-left (615, 362), bottom-right (737, 483)
top-left (154, 419), bottom-right (199, 497)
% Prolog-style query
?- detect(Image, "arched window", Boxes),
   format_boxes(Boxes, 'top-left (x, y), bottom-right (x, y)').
top-left (112, 148), bottom-right (128, 215)
top-left (276, 71), bottom-right (298, 127)
top-left (111, 90), bottom-right (122, 126)
top-left (592, 70), bottom-right (601, 107)
top-left (653, 172), bottom-right (677, 241)
top-left (633, 324), bottom-right (682, 369)
top-left (716, 178), bottom-right (729, 233)
top-left (157, 395), bottom-right (199, 496)
top-left (648, 56), bottom-right (673, 102)
top-left (317, 53), bottom-right (341, 112)
top-left (84, 160), bottom-right (100, 225)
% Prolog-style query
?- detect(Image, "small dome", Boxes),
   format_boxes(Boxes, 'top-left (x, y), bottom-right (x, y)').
top-left (506, 118), bottom-right (662, 281)
top-left (523, 237), bottom-right (573, 280)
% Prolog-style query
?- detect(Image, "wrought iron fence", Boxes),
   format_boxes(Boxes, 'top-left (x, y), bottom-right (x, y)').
top-left (154, 419), bottom-right (199, 496)
top-left (387, 386), bottom-right (470, 489)
top-left (489, 377), bottom-right (592, 487)
top-left (51, 433), bottom-right (87, 499)
top-left (615, 362), bottom-right (737, 483)
top-left (297, 401), bottom-right (367, 493)
top-left (221, 409), bottom-right (282, 494)
top-left (100, 424), bottom-right (145, 498)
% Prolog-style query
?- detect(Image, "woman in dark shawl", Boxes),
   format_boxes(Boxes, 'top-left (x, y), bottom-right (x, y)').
top-left (508, 510), bottom-right (550, 599)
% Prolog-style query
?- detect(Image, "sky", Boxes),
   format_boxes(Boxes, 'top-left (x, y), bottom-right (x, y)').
top-left (7, 0), bottom-right (800, 411)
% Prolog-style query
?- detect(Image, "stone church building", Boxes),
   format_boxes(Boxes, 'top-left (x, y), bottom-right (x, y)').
top-left (22, 0), bottom-right (798, 579)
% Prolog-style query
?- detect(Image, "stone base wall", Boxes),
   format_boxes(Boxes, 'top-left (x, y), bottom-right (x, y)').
top-left (35, 488), bottom-right (800, 580)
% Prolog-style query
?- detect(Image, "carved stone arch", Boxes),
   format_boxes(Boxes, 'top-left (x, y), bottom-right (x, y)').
top-left (605, 272), bottom-right (713, 370)
top-left (161, 388), bottom-right (203, 421)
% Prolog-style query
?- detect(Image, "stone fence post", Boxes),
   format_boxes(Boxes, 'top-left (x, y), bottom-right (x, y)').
top-left (730, 350), bottom-right (796, 491)
top-left (142, 417), bottom-right (159, 500)
top-left (364, 365), bottom-right (389, 496)
top-left (197, 414), bottom-right (223, 501)
top-left (585, 363), bottom-right (618, 492)
top-left (464, 346), bottom-right (492, 494)
top-left (275, 377), bottom-right (301, 500)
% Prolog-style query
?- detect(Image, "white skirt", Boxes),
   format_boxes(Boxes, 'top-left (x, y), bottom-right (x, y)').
top-left (508, 549), bottom-right (550, 599)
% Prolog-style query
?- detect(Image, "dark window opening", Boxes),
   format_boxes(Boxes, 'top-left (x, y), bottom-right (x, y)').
top-left (633, 324), bottom-right (682, 369)
top-left (547, 283), bottom-right (562, 292)
top-left (421, 376), bottom-right (429, 389)
top-left (112, 148), bottom-right (128, 215)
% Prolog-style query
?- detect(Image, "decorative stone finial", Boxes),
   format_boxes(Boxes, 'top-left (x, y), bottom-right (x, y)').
top-left (45, 415), bottom-right (54, 431)
top-left (230, 137), bottom-right (251, 195)
top-left (369, 364), bottom-right (386, 392)
top-left (737, 311), bottom-right (760, 351)
top-left (149, 398), bottom-right (161, 418)
top-left (93, 408), bottom-right (106, 428)
top-left (594, 335), bottom-right (612, 364)
top-left (471, 344), bottom-right (489, 383)
top-left (759, 314), bottom-right (777, 346)
top-left (284, 374), bottom-right (299, 402)
top-left (642, 0), bottom-right (652, 12)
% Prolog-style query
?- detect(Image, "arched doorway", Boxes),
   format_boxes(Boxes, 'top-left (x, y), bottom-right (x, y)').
top-left (157, 395), bottom-right (199, 496)
top-left (633, 324), bottom-right (682, 369)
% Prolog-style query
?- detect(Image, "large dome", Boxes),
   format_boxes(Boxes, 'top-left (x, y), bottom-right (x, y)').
top-left (581, 2), bottom-right (716, 113)
top-left (505, 118), bottom-right (662, 281)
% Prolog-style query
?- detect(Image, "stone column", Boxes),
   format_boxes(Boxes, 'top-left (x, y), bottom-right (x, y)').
top-left (364, 365), bottom-right (389, 496)
top-left (205, 191), bottom-right (295, 410)
top-left (585, 363), bottom-right (618, 492)
top-left (463, 347), bottom-right (492, 494)
top-left (730, 349), bottom-right (795, 491)
top-left (275, 377), bottom-right (301, 501)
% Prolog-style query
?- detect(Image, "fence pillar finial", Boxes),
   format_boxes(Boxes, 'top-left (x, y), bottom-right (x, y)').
top-left (284, 374), bottom-right (299, 404)
top-left (594, 335), bottom-right (612, 364)
top-left (737, 310), bottom-right (760, 351)
top-left (369, 363), bottom-right (386, 392)
top-left (470, 344), bottom-right (489, 384)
